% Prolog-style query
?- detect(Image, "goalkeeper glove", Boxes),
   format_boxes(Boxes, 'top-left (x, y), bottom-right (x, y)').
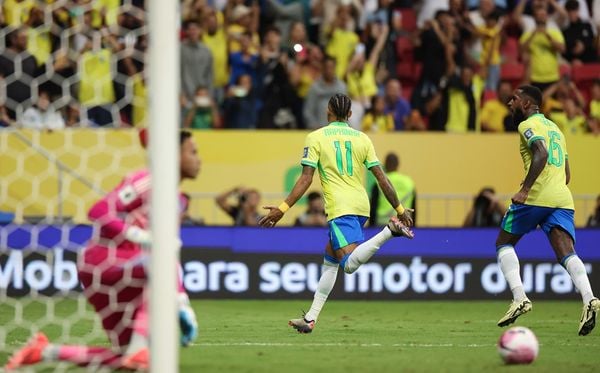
top-left (125, 226), bottom-right (152, 246)
top-left (178, 293), bottom-right (198, 347)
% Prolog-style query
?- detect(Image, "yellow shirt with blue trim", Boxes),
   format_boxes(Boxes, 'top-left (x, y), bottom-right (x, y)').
top-left (518, 113), bottom-right (574, 209)
top-left (301, 121), bottom-right (380, 220)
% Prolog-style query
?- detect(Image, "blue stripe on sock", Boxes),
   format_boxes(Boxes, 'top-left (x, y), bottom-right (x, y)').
top-left (339, 253), bottom-right (351, 271)
top-left (560, 253), bottom-right (577, 267)
top-left (324, 254), bottom-right (339, 265)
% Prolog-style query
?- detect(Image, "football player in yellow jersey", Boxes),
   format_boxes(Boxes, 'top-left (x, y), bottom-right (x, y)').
top-left (495, 85), bottom-right (599, 335)
top-left (260, 94), bottom-right (414, 333)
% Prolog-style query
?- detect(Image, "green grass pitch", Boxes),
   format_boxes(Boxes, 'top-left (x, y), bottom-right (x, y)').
top-left (1, 299), bottom-right (599, 372)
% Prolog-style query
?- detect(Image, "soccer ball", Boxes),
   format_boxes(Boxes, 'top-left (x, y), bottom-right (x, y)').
top-left (497, 326), bottom-right (539, 364)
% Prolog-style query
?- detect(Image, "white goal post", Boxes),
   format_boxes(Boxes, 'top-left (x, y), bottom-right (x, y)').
top-left (148, 0), bottom-right (180, 372)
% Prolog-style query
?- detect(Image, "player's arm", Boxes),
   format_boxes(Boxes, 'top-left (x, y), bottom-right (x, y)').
top-left (88, 174), bottom-right (151, 245)
top-left (259, 165), bottom-right (315, 227)
top-left (513, 140), bottom-right (548, 204)
top-left (370, 165), bottom-right (414, 227)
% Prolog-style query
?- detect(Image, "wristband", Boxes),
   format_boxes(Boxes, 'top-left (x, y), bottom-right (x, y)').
top-left (278, 202), bottom-right (290, 213)
top-left (395, 205), bottom-right (405, 215)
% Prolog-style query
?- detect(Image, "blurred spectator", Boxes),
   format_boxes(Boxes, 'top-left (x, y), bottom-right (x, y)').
top-left (25, 6), bottom-right (52, 67)
top-left (20, 90), bottom-right (65, 130)
top-left (467, 0), bottom-right (507, 10)
top-left (362, 95), bottom-right (394, 132)
top-left (470, 9), bottom-right (503, 90)
top-left (287, 21), bottom-right (310, 57)
top-left (345, 23), bottom-right (389, 128)
top-left (369, 152), bottom-right (416, 226)
top-left (480, 80), bottom-right (512, 132)
top-left (325, 3), bottom-right (360, 79)
top-left (0, 106), bottom-right (13, 128)
top-left (184, 86), bottom-right (222, 129)
top-left (558, 0), bottom-right (592, 22)
top-left (181, 20), bottom-right (213, 111)
top-left (519, 4), bottom-right (566, 91)
top-left (294, 191), bottom-right (327, 227)
top-left (589, 79), bottom-right (600, 133)
top-left (228, 31), bottom-right (259, 87)
top-left (257, 26), bottom-right (299, 129)
top-left (223, 74), bottom-right (257, 129)
top-left (542, 76), bottom-right (586, 114)
top-left (215, 186), bottom-right (263, 226)
top-left (2, 0), bottom-right (34, 27)
top-left (303, 56), bottom-right (347, 129)
top-left (445, 65), bottom-right (484, 132)
top-left (549, 97), bottom-right (589, 134)
top-left (265, 0), bottom-right (304, 46)
top-left (227, 3), bottom-right (260, 53)
top-left (586, 195), bottom-right (600, 228)
top-left (181, 192), bottom-right (204, 226)
top-left (514, 0), bottom-right (565, 33)
top-left (463, 187), bottom-right (506, 227)
top-left (562, 0), bottom-right (597, 64)
top-left (0, 27), bottom-right (38, 119)
top-left (383, 78), bottom-right (411, 130)
top-left (288, 44), bottom-right (323, 101)
top-left (64, 101), bottom-right (81, 128)
top-left (202, 7), bottom-right (229, 104)
top-left (417, 0), bottom-right (451, 28)
top-left (78, 31), bottom-right (119, 126)
top-left (412, 11), bottom-right (460, 113)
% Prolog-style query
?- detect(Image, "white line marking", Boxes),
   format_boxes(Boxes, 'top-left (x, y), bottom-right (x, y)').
top-left (193, 342), bottom-right (600, 348)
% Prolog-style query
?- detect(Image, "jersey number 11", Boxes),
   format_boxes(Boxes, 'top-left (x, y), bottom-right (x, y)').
top-left (334, 140), bottom-right (353, 176)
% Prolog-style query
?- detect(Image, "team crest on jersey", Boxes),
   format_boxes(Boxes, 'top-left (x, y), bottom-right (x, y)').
top-left (524, 128), bottom-right (534, 139)
top-left (303, 147), bottom-right (308, 158)
top-left (118, 185), bottom-right (137, 205)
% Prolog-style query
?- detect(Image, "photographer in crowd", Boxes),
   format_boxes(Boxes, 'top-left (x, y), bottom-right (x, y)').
top-left (216, 186), bottom-right (263, 226)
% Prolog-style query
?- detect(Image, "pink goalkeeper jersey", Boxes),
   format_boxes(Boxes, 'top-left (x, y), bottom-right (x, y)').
top-left (87, 169), bottom-right (188, 249)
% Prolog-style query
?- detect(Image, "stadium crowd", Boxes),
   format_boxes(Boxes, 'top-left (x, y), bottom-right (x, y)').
top-left (0, 0), bottom-right (599, 133)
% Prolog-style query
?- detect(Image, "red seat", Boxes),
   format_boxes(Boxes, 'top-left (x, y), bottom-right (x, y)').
top-left (500, 63), bottom-right (525, 86)
top-left (500, 37), bottom-right (520, 64)
top-left (396, 36), bottom-right (414, 62)
top-left (572, 63), bottom-right (600, 82)
top-left (559, 63), bottom-right (571, 78)
top-left (396, 62), bottom-right (422, 84)
top-left (399, 8), bottom-right (417, 32)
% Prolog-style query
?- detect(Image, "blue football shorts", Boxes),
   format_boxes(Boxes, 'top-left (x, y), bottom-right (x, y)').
top-left (328, 215), bottom-right (369, 251)
top-left (501, 204), bottom-right (576, 242)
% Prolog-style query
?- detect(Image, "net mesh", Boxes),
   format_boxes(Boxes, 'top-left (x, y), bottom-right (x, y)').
top-left (1, 0), bottom-right (149, 363)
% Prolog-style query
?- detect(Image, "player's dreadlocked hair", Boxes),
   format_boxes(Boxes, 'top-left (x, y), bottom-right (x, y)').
top-left (328, 93), bottom-right (352, 121)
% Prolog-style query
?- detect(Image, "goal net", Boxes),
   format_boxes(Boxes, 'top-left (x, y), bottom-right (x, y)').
top-left (1, 0), bottom-right (179, 371)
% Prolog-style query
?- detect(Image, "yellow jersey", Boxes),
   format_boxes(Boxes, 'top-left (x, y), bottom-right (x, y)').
top-left (476, 25), bottom-right (501, 65)
top-left (325, 28), bottom-right (359, 79)
top-left (78, 49), bottom-right (115, 106)
top-left (519, 29), bottom-right (564, 83)
top-left (518, 113), bottom-right (573, 209)
top-left (301, 121), bottom-right (380, 220)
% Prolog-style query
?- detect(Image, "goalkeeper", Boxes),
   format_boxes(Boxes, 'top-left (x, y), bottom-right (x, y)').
top-left (5, 131), bottom-right (201, 371)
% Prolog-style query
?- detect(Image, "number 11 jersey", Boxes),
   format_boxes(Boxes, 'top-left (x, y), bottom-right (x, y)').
top-left (301, 121), bottom-right (381, 220)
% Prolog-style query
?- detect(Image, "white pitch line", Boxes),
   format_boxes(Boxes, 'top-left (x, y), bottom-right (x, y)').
top-left (193, 342), bottom-right (493, 348)
top-left (194, 342), bottom-right (600, 348)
